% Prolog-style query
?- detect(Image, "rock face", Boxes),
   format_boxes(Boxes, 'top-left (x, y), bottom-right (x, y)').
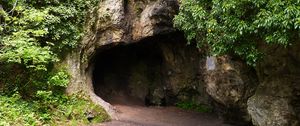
top-left (92, 33), bottom-right (209, 107)
top-left (82, 0), bottom-right (178, 57)
top-left (63, 0), bottom-right (299, 125)
top-left (247, 43), bottom-right (300, 126)
top-left (204, 55), bottom-right (258, 125)
top-left (64, 0), bottom-right (181, 118)
top-left (158, 36), bottom-right (209, 105)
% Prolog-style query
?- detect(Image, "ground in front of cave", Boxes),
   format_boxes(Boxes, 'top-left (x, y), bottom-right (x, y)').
top-left (95, 94), bottom-right (232, 126)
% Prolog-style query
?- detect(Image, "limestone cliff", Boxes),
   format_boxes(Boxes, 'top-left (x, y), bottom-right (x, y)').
top-left (64, 0), bottom-right (181, 119)
top-left (247, 42), bottom-right (300, 126)
top-left (61, 0), bottom-right (299, 125)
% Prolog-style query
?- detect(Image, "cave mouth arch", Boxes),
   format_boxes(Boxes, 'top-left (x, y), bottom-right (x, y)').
top-left (91, 32), bottom-right (204, 107)
top-left (92, 35), bottom-right (170, 106)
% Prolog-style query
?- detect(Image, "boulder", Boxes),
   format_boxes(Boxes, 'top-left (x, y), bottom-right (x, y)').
top-left (204, 55), bottom-right (258, 125)
top-left (247, 42), bottom-right (300, 126)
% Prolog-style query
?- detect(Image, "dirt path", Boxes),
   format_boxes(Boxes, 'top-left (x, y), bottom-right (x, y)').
top-left (96, 104), bottom-right (232, 126)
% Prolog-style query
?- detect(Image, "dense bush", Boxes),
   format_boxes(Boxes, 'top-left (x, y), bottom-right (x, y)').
top-left (176, 101), bottom-right (212, 113)
top-left (0, 0), bottom-right (110, 125)
top-left (0, 93), bottom-right (110, 126)
top-left (174, 0), bottom-right (300, 65)
top-left (0, 0), bottom-right (97, 97)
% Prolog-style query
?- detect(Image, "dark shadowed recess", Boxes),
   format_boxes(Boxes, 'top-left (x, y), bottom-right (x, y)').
top-left (92, 33), bottom-right (186, 106)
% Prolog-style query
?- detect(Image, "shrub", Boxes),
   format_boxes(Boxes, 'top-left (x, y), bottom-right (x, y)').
top-left (0, 1), bottom-right (110, 125)
top-left (0, 0), bottom-right (99, 97)
top-left (0, 93), bottom-right (110, 126)
top-left (176, 101), bottom-right (212, 113)
top-left (174, 0), bottom-right (300, 65)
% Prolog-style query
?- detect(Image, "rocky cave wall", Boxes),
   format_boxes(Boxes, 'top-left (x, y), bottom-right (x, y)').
top-left (61, 0), bottom-right (300, 125)
top-left (247, 42), bottom-right (300, 126)
top-left (204, 56), bottom-right (258, 125)
top-left (92, 33), bottom-right (209, 107)
top-left (63, 0), bottom-right (184, 118)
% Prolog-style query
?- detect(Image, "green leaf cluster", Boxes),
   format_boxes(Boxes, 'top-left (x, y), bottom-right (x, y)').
top-left (174, 0), bottom-right (300, 65)
top-left (0, 0), bottom-right (98, 97)
top-left (176, 101), bottom-right (212, 113)
top-left (0, 93), bottom-right (110, 126)
top-left (0, 1), bottom-right (107, 124)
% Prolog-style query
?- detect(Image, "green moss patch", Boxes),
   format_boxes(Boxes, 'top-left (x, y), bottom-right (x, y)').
top-left (0, 93), bottom-right (110, 126)
top-left (176, 101), bottom-right (212, 113)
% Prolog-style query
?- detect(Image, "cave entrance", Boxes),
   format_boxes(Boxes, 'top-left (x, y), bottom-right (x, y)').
top-left (91, 34), bottom-right (230, 126)
top-left (92, 36), bottom-right (167, 106)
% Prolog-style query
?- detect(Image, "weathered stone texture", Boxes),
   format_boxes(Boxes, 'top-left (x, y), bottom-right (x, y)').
top-left (63, 0), bottom-right (300, 125)
top-left (204, 55), bottom-right (258, 125)
top-left (247, 42), bottom-right (300, 126)
top-left (65, 0), bottom-right (180, 119)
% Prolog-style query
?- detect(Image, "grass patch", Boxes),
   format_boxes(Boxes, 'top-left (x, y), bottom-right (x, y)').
top-left (176, 101), bottom-right (212, 113)
top-left (0, 93), bottom-right (110, 126)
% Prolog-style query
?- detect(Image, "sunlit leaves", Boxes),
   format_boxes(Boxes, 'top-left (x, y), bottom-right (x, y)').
top-left (0, 0), bottom-right (99, 70)
top-left (47, 71), bottom-right (69, 87)
top-left (0, 0), bottom-right (98, 97)
top-left (0, 31), bottom-right (57, 71)
top-left (174, 0), bottom-right (300, 65)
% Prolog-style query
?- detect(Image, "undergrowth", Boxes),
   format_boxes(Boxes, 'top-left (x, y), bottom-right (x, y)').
top-left (0, 93), bottom-right (110, 126)
top-left (0, 1), bottom-right (110, 125)
top-left (176, 101), bottom-right (212, 113)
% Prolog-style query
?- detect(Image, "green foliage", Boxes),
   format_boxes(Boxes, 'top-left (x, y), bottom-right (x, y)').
top-left (0, 31), bottom-right (57, 71)
top-left (174, 0), bottom-right (300, 65)
top-left (0, 0), bottom-right (98, 97)
top-left (0, 0), bottom-right (98, 65)
top-left (0, 1), bottom-right (108, 124)
top-left (176, 101), bottom-right (212, 113)
top-left (0, 65), bottom-right (70, 98)
top-left (0, 93), bottom-right (110, 126)
top-left (47, 71), bottom-right (69, 88)
top-left (0, 94), bottom-right (41, 126)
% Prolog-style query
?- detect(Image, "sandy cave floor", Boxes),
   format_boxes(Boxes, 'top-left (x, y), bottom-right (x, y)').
top-left (94, 95), bottom-right (233, 126)
top-left (97, 105), bottom-right (233, 126)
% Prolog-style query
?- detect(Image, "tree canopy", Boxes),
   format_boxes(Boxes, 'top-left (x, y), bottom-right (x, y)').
top-left (174, 0), bottom-right (300, 65)
top-left (0, 0), bottom-right (97, 70)
top-left (0, 0), bottom-right (97, 97)
top-left (0, 1), bottom-right (111, 125)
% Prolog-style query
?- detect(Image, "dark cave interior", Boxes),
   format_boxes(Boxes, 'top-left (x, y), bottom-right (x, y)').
top-left (92, 36), bottom-right (166, 106)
